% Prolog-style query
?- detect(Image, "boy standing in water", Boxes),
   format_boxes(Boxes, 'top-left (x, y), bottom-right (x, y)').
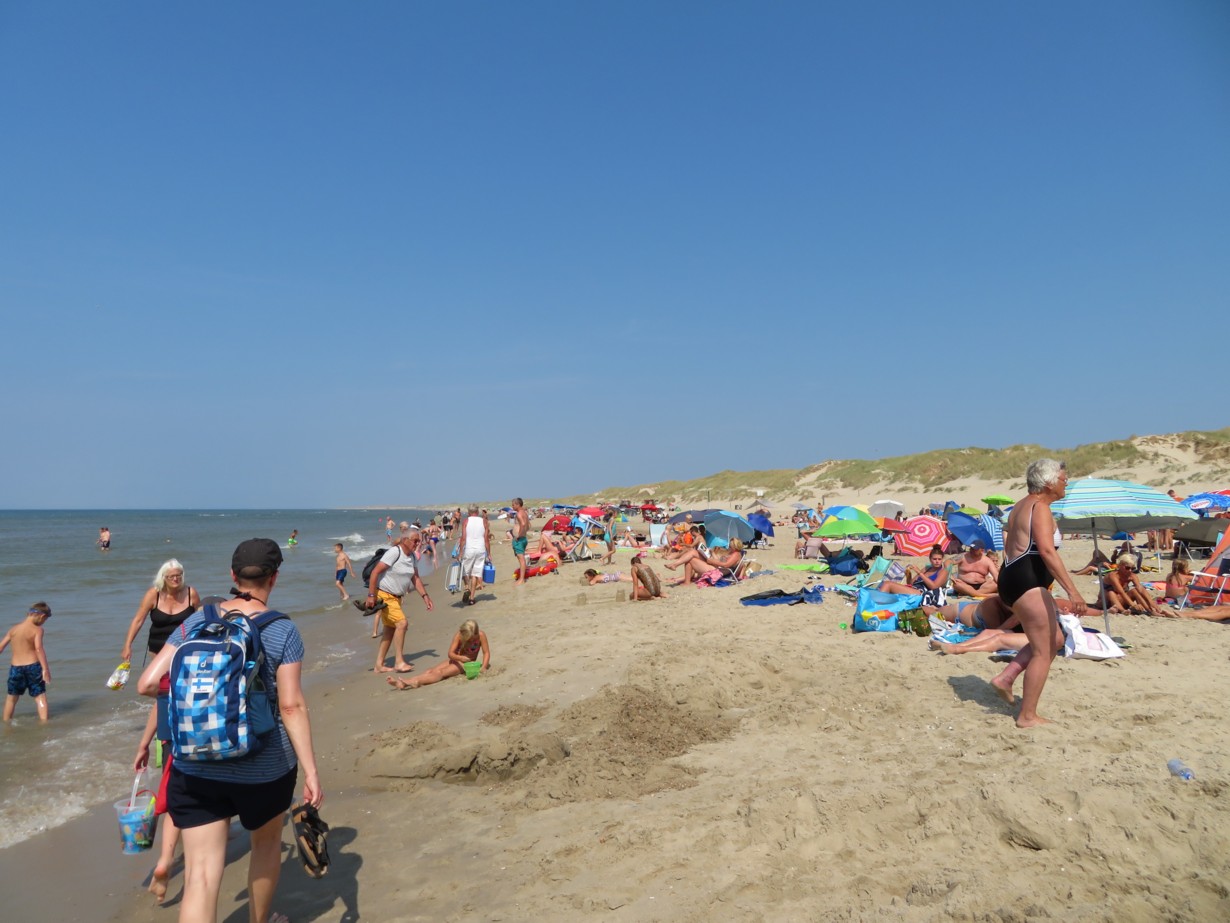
top-left (334, 542), bottom-right (355, 601)
top-left (1, 602), bottom-right (52, 721)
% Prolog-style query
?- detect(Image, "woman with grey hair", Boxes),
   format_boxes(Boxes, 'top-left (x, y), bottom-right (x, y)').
top-left (990, 458), bottom-right (1086, 727)
top-left (121, 559), bottom-right (202, 663)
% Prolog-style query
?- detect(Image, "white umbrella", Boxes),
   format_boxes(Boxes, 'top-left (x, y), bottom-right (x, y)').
top-left (869, 500), bottom-right (904, 519)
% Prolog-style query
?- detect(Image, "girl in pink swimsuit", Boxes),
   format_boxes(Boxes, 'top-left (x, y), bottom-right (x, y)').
top-left (387, 619), bottom-right (490, 690)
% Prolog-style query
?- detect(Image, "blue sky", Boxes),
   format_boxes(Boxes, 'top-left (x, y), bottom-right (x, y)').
top-left (2, 2), bottom-right (1226, 508)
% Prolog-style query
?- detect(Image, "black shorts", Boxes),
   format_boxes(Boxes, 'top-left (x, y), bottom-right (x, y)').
top-left (168, 765), bottom-right (297, 831)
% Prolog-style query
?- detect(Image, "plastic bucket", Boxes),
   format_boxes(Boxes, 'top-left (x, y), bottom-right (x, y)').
top-left (463, 660), bottom-right (482, 680)
top-left (114, 798), bottom-right (155, 854)
top-left (482, 561), bottom-right (496, 584)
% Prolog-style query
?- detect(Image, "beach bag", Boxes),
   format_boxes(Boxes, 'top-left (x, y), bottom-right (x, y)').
top-left (828, 549), bottom-right (862, 577)
top-left (168, 605), bottom-right (287, 762)
top-left (1059, 614), bottom-right (1127, 661)
top-left (854, 587), bottom-right (924, 633)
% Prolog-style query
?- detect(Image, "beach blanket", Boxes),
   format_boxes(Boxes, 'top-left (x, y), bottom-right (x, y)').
top-left (780, 563), bottom-right (830, 573)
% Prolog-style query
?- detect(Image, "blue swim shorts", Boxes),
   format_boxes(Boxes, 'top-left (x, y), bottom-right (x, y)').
top-left (8, 663), bottom-right (46, 697)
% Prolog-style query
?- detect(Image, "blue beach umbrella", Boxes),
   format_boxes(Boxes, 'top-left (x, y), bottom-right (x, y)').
top-left (944, 511), bottom-right (1003, 551)
top-left (669, 509), bottom-right (715, 525)
top-left (1182, 493), bottom-right (1230, 513)
top-left (1052, 478), bottom-right (1196, 632)
top-left (703, 510), bottom-right (756, 544)
top-left (747, 512), bottom-right (774, 537)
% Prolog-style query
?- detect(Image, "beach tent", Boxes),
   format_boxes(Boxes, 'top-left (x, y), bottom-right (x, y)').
top-left (1183, 528), bottom-right (1230, 609)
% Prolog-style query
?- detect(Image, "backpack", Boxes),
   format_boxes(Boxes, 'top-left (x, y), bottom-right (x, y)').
top-left (361, 547), bottom-right (391, 587)
top-left (167, 604), bottom-right (287, 762)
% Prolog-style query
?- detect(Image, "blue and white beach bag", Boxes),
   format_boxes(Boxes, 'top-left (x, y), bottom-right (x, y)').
top-left (853, 587), bottom-right (925, 633)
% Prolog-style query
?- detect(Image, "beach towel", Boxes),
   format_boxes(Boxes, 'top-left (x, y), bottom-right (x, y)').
top-left (740, 588), bottom-right (806, 606)
top-left (780, 563), bottom-right (830, 573)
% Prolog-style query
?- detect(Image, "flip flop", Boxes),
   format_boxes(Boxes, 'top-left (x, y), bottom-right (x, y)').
top-left (291, 803), bottom-right (330, 879)
top-left (351, 598), bottom-right (387, 617)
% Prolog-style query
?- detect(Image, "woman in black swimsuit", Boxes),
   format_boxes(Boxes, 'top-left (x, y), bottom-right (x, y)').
top-left (121, 559), bottom-right (201, 663)
top-left (989, 459), bottom-right (1086, 728)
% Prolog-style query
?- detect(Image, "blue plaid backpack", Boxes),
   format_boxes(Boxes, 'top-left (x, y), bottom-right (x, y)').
top-left (167, 604), bottom-right (287, 762)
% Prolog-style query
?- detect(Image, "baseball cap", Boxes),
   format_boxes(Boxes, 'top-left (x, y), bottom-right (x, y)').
top-left (231, 538), bottom-right (284, 576)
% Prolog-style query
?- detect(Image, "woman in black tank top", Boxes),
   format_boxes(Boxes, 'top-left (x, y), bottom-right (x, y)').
top-left (988, 459), bottom-right (1087, 729)
top-left (121, 558), bottom-right (202, 662)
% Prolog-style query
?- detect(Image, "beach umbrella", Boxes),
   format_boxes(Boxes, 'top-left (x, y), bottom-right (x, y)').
top-left (982, 494), bottom-right (1014, 506)
top-left (944, 511), bottom-right (1004, 551)
top-left (893, 516), bottom-right (948, 557)
top-left (1052, 477), bottom-right (1197, 632)
top-left (640, 502), bottom-right (661, 511)
top-left (877, 517), bottom-right (908, 533)
top-left (704, 510), bottom-right (756, 544)
top-left (1051, 478), bottom-right (1197, 535)
top-left (813, 515), bottom-right (878, 538)
top-left (791, 502), bottom-right (810, 510)
top-left (868, 500), bottom-right (904, 519)
top-left (747, 512), bottom-right (775, 537)
top-left (1182, 493), bottom-right (1230, 512)
top-left (552, 503), bottom-right (579, 511)
top-left (823, 506), bottom-right (879, 530)
top-left (578, 506), bottom-right (605, 517)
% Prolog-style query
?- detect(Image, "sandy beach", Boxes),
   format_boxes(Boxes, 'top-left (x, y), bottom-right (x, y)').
top-left (10, 498), bottom-right (1230, 922)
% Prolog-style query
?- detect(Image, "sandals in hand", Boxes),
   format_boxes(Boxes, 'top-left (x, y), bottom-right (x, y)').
top-left (291, 803), bottom-right (330, 879)
top-left (351, 598), bottom-right (387, 617)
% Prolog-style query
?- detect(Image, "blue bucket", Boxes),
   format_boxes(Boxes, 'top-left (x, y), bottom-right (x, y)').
top-left (482, 560), bottom-right (496, 584)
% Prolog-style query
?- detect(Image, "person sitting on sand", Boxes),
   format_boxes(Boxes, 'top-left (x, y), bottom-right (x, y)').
top-left (629, 554), bottom-right (667, 600)
top-left (951, 541), bottom-right (999, 598)
top-left (665, 539), bottom-right (743, 585)
top-left (1164, 560), bottom-right (1193, 604)
top-left (387, 619), bottom-right (489, 690)
top-left (879, 547), bottom-right (951, 604)
top-left (929, 618), bottom-right (1063, 657)
top-left (583, 568), bottom-right (632, 585)
top-left (1098, 555), bottom-right (1163, 615)
top-left (1071, 547), bottom-right (1112, 576)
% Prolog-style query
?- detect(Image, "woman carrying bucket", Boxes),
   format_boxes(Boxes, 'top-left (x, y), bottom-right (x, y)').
top-left (387, 619), bottom-right (490, 690)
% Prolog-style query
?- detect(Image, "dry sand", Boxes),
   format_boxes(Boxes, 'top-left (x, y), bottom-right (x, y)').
top-left (14, 510), bottom-right (1230, 922)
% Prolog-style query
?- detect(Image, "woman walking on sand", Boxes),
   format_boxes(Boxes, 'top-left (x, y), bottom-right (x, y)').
top-left (989, 459), bottom-right (1086, 728)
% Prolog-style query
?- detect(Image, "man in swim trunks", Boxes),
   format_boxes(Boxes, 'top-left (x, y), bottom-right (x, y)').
top-left (952, 541), bottom-right (999, 598)
top-left (2, 602), bottom-right (52, 721)
top-left (511, 498), bottom-right (530, 585)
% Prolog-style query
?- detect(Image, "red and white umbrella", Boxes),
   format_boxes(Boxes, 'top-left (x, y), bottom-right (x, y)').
top-left (893, 516), bottom-right (948, 557)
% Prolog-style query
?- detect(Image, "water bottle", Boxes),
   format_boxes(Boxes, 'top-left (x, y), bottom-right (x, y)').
top-left (1167, 759), bottom-right (1194, 781)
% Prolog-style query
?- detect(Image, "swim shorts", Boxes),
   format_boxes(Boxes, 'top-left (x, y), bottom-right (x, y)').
top-left (378, 590), bottom-right (407, 627)
top-left (461, 551), bottom-right (486, 579)
top-left (512, 537), bottom-right (528, 555)
top-left (168, 765), bottom-right (296, 831)
top-left (335, 569), bottom-right (347, 583)
top-left (7, 663), bottom-right (45, 697)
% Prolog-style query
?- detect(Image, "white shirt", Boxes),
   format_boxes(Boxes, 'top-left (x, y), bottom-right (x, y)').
top-left (376, 545), bottom-right (419, 596)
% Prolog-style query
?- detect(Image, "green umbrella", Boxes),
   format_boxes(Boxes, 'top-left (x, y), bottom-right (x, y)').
top-left (813, 513), bottom-right (879, 537)
top-left (958, 506), bottom-right (982, 515)
top-left (982, 494), bottom-right (1014, 506)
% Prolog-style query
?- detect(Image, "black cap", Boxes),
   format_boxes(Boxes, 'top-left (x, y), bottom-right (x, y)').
top-left (231, 538), bottom-right (283, 577)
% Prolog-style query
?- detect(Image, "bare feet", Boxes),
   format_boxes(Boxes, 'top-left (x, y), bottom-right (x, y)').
top-left (375, 665), bottom-right (395, 673)
top-left (386, 676), bottom-right (417, 690)
top-left (394, 663), bottom-right (414, 673)
top-left (928, 639), bottom-right (956, 654)
top-left (149, 866), bottom-right (169, 903)
top-left (341, 594), bottom-right (350, 601)
top-left (1016, 713), bottom-right (1053, 728)
top-left (989, 675), bottom-right (1015, 705)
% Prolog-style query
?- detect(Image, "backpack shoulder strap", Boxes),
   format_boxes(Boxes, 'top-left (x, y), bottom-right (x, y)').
top-left (251, 610), bottom-right (288, 630)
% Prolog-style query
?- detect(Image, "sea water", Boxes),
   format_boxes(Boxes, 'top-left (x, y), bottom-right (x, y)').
top-left (0, 508), bottom-right (441, 850)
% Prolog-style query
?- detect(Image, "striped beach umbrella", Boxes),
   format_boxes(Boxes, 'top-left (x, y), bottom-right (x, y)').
top-left (979, 514), bottom-right (1004, 550)
top-left (1051, 478), bottom-right (1197, 534)
top-left (893, 516), bottom-right (948, 557)
top-left (944, 511), bottom-right (1005, 551)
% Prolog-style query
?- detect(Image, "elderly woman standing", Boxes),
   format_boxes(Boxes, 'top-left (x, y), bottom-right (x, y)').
top-left (121, 559), bottom-right (202, 664)
top-left (989, 459), bottom-right (1086, 728)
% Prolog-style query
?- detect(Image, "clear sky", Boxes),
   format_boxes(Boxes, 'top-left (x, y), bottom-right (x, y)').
top-left (2, 2), bottom-right (1226, 508)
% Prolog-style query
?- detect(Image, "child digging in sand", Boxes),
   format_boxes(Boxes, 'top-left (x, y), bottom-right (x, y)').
top-left (388, 619), bottom-right (490, 690)
top-left (2, 602), bottom-right (52, 721)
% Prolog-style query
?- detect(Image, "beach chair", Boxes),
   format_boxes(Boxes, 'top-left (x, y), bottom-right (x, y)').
top-left (844, 555), bottom-right (895, 591)
top-left (1178, 557), bottom-right (1230, 610)
top-left (649, 523), bottom-right (667, 548)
